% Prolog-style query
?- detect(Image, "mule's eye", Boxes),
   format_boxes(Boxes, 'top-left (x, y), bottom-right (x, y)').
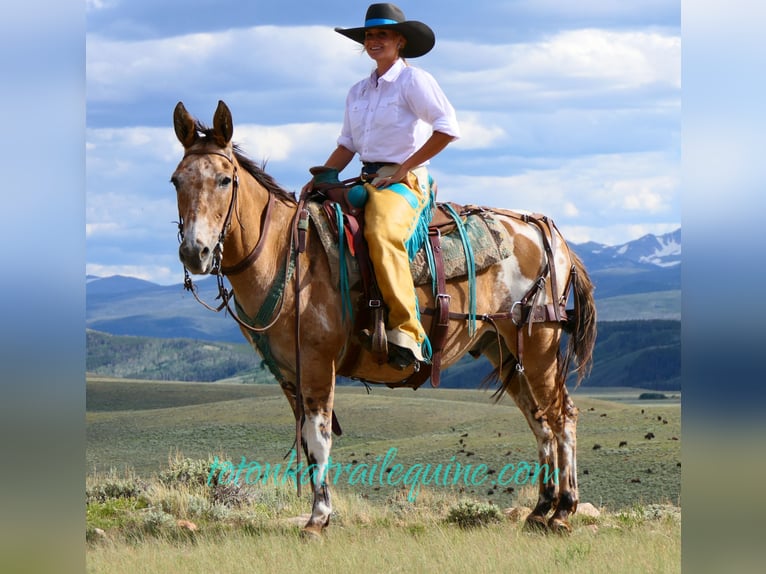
top-left (219, 176), bottom-right (232, 187)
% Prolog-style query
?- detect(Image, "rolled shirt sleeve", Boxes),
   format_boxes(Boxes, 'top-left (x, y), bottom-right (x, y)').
top-left (404, 67), bottom-right (461, 141)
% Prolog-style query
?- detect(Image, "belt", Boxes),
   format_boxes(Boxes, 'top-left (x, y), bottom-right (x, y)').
top-left (362, 162), bottom-right (395, 174)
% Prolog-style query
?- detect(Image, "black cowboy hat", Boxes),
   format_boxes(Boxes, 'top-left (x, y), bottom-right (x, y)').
top-left (335, 3), bottom-right (435, 59)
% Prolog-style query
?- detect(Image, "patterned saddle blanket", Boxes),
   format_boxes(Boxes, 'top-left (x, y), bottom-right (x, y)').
top-left (305, 201), bottom-right (514, 289)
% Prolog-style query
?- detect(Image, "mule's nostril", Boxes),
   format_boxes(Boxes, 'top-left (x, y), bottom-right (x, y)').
top-left (179, 241), bottom-right (209, 265)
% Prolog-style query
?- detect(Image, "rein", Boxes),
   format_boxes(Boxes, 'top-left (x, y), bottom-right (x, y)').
top-left (177, 148), bottom-right (307, 496)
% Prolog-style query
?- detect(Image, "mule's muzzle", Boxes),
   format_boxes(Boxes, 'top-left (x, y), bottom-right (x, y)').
top-left (179, 240), bottom-right (213, 274)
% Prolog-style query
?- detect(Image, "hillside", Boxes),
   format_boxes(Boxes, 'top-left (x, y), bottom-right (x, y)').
top-left (86, 330), bottom-right (271, 383)
top-left (427, 320), bottom-right (680, 391)
top-left (87, 319), bottom-right (681, 390)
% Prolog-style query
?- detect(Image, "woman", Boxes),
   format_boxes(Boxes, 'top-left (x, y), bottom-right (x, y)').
top-left (306, 3), bottom-right (460, 370)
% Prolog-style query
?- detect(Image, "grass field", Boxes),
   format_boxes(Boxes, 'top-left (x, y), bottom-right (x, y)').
top-left (87, 501), bottom-right (680, 574)
top-left (86, 377), bottom-right (681, 572)
top-left (87, 377), bottom-right (680, 510)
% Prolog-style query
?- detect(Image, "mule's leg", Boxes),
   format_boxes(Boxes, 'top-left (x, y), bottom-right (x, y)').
top-left (512, 373), bottom-right (561, 531)
top-left (547, 388), bottom-right (579, 532)
top-left (481, 330), bottom-right (560, 531)
top-left (518, 324), bottom-right (578, 533)
top-left (300, 372), bottom-right (336, 537)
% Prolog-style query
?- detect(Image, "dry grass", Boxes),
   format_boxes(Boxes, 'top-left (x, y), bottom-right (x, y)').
top-left (86, 463), bottom-right (680, 574)
top-left (86, 473), bottom-right (680, 574)
top-left (86, 380), bottom-right (681, 572)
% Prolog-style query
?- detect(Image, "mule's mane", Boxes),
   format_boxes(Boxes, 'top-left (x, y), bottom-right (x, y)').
top-left (195, 122), bottom-right (297, 205)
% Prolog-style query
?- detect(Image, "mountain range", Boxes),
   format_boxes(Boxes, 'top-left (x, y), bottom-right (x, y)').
top-left (86, 229), bottom-right (681, 343)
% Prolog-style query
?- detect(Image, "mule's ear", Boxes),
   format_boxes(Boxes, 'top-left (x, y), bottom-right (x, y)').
top-left (212, 100), bottom-right (233, 147)
top-left (173, 102), bottom-right (198, 148)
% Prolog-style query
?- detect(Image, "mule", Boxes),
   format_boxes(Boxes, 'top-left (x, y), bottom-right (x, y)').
top-left (171, 100), bottom-right (597, 535)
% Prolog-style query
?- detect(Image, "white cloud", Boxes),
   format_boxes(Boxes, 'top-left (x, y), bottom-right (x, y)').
top-left (87, 26), bottom-right (366, 103)
top-left (85, 222), bottom-right (120, 237)
top-left (514, 29), bottom-right (680, 88)
top-left (432, 150), bottom-right (679, 243)
top-left (615, 176), bottom-right (676, 212)
top-left (563, 201), bottom-right (579, 217)
top-left (235, 122), bottom-right (342, 163)
top-left (451, 112), bottom-right (506, 150)
top-left (87, 126), bottom-right (181, 164)
top-left (86, 0), bottom-right (113, 11)
top-left (437, 28), bottom-right (680, 110)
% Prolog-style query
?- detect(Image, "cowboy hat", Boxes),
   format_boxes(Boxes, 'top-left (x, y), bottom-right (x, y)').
top-left (335, 3), bottom-right (435, 58)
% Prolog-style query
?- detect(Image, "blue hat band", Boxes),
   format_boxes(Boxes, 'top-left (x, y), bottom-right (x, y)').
top-left (365, 18), bottom-right (399, 27)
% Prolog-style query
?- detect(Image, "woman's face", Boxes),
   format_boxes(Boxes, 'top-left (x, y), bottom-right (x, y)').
top-left (364, 28), bottom-right (404, 65)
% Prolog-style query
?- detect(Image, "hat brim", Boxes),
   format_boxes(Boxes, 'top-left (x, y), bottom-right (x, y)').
top-left (335, 20), bottom-right (435, 58)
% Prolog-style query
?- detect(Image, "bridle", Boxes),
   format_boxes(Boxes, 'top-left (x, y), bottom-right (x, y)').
top-left (177, 150), bottom-right (239, 277)
top-left (176, 149), bottom-right (281, 331)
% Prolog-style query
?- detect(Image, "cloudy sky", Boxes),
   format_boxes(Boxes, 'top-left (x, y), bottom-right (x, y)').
top-left (86, 0), bottom-right (680, 285)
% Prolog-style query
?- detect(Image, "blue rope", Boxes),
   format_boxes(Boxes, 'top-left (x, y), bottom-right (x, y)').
top-left (443, 204), bottom-right (477, 335)
top-left (334, 203), bottom-right (354, 322)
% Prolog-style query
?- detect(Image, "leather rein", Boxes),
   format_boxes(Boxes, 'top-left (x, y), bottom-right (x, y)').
top-left (177, 149), bottom-right (312, 495)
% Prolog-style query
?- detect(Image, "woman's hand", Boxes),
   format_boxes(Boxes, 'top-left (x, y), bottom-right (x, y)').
top-left (375, 166), bottom-right (408, 188)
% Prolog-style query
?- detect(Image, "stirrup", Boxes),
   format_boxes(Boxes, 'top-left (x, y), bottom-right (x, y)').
top-left (359, 319), bottom-right (387, 365)
top-left (359, 331), bottom-right (421, 371)
top-left (371, 308), bottom-right (388, 359)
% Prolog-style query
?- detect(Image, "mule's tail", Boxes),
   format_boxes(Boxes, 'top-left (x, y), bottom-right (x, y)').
top-left (559, 249), bottom-right (597, 389)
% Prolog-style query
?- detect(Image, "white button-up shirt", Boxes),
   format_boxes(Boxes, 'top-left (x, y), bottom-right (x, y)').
top-left (337, 58), bottom-right (460, 165)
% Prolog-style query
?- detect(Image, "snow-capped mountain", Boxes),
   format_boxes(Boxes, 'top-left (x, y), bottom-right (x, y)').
top-left (572, 229), bottom-right (681, 271)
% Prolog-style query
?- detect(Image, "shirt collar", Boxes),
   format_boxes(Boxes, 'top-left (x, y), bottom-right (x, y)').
top-left (369, 58), bottom-right (406, 86)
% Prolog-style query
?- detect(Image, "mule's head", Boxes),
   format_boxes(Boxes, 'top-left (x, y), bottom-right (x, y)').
top-left (171, 100), bottom-right (237, 274)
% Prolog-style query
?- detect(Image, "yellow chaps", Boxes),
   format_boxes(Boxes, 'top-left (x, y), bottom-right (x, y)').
top-left (363, 165), bottom-right (431, 362)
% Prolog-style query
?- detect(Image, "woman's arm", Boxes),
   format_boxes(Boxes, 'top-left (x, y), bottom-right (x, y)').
top-left (301, 145), bottom-right (356, 195)
top-left (323, 145), bottom-right (356, 172)
top-left (375, 130), bottom-right (454, 188)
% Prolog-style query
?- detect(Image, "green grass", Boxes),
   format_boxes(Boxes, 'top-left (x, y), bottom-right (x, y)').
top-left (86, 377), bottom-right (680, 572)
top-left (88, 518), bottom-right (680, 574)
top-left (87, 378), bottom-right (681, 511)
top-left (85, 472), bottom-right (680, 574)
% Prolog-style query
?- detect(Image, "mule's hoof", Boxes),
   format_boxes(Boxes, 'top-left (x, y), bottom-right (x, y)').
top-left (301, 524), bottom-right (323, 540)
top-left (523, 514), bottom-right (549, 533)
top-left (548, 517), bottom-right (573, 535)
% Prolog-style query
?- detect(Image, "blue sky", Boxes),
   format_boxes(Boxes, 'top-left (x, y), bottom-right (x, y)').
top-left (86, 1), bottom-right (681, 285)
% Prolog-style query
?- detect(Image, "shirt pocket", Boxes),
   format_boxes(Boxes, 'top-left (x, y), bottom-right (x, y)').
top-left (348, 101), bottom-right (368, 127)
top-left (372, 97), bottom-right (400, 127)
